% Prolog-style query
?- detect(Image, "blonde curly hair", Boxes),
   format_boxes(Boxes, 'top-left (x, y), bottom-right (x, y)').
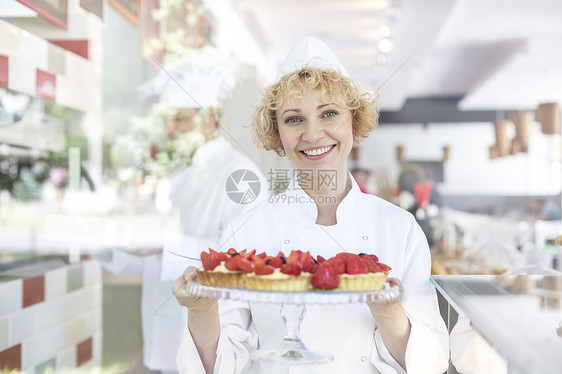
top-left (252, 66), bottom-right (379, 156)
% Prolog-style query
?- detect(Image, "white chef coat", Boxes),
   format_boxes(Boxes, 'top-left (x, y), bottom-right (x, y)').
top-left (177, 174), bottom-right (449, 374)
top-left (103, 136), bottom-right (267, 372)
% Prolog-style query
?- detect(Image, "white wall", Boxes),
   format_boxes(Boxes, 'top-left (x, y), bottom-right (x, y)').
top-left (358, 121), bottom-right (561, 196)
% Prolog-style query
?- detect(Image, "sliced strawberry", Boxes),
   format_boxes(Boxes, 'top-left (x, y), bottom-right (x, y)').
top-left (254, 252), bottom-right (267, 259)
top-left (300, 252), bottom-right (314, 273)
top-left (209, 248), bottom-right (228, 262)
top-left (254, 257), bottom-right (275, 275)
top-left (367, 254), bottom-right (379, 263)
top-left (276, 252), bottom-right (287, 264)
top-left (372, 262), bottom-right (391, 272)
top-left (326, 257), bottom-right (345, 274)
top-left (309, 262), bottom-right (319, 273)
top-left (281, 261), bottom-right (302, 275)
top-left (201, 252), bottom-right (220, 270)
top-left (236, 256), bottom-right (254, 273)
top-left (360, 255), bottom-right (378, 272)
top-left (317, 255), bottom-right (326, 264)
top-left (335, 252), bottom-right (353, 264)
top-left (311, 262), bottom-right (339, 289)
top-left (239, 249), bottom-right (256, 259)
top-left (227, 248), bottom-right (238, 256)
top-left (225, 257), bottom-right (240, 271)
top-left (266, 256), bottom-right (283, 268)
top-left (346, 254), bottom-right (368, 274)
top-left (291, 250), bottom-right (304, 257)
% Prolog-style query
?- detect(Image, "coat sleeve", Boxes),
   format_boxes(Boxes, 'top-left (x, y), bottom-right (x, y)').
top-left (176, 299), bottom-right (257, 374)
top-left (176, 222), bottom-right (259, 374)
top-left (372, 221), bottom-right (450, 374)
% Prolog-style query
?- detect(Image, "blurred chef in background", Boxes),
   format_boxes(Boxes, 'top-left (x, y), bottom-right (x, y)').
top-left (99, 47), bottom-right (267, 373)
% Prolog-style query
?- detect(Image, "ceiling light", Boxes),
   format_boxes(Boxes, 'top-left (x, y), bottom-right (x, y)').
top-left (378, 38), bottom-right (393, 53)
top-left (380, 25), bottom-right (391, 38)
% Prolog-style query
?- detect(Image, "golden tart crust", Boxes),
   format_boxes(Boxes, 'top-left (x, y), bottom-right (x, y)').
top-left (246, 272), bottom-right (312, 291)
top-left (336, 272), bottom-right (388, 291)
top-left (196, 266), bottom-right (245, 287)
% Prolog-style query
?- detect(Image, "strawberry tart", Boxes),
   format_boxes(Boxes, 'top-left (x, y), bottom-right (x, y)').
top-left (197, 248), bottom-right (254, 287)
top-left (311, 253), bottom-right (390, 291)
top-left (196, 249), bottom-right (390, 291)
top-left (245, 251), bottom-right (317, 291)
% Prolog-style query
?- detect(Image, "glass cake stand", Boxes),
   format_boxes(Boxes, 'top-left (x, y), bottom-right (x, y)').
top-left (186, 281), bottom-right (401, 366)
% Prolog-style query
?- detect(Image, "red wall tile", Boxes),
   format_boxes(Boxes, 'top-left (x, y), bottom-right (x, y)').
top-left (0, 344), bottom-right (21, 371)
top-left (49, 40), bottom-right (89, 60)
top-left (36, 69), bottom-right (56, 102)
top-left (0, 55), bottom-right (7, 87)
top-left (23, 275), bottom-right (45, 308)
top-left (76, 337), bottom-right (92, 367)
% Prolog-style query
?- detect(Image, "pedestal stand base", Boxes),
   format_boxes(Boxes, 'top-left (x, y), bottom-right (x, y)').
top-left (251, 345), bottom-right (333, 366)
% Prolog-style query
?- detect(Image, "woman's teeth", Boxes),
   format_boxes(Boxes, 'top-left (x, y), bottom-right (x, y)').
top-left (303, 146), bottom-right (333, 156)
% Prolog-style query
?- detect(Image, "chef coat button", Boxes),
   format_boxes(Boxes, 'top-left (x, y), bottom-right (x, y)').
top-left (361, 356), bottom-right (367, 362)
top-left (284, 239), bottom-right (290, 244)
top-left (362, 235), bottom-right (368, 240)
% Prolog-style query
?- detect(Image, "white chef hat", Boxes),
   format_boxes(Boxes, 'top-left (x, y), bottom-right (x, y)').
top-left (138, 47), bottom-right (236, 110)
top-left (275, 36), bottom-right (349, 82)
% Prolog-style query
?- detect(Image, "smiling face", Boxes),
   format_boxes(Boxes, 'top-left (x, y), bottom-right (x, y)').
top-left (276, 84), bottom-right (354, 174)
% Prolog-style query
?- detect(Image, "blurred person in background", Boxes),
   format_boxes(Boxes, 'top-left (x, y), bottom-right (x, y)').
top-left (527, 197), bottom-right (561, 221)
top-left (98, 48), bottom-right (266, 374)
top-left (351, 166), bottom-right (372, 194)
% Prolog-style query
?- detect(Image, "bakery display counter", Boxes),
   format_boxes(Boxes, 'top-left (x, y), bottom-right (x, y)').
top-left (432, 275), bottom-right (562, 374)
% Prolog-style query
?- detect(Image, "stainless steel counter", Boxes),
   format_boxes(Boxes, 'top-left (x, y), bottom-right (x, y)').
top-left (432, 275), bottom-right (562, 374)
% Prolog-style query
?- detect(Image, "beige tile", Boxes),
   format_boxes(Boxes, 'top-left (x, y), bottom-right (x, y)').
top-left (22, 320), bottom-right (65, 368)
top-left (9, 306), bottom-right (35, 346)
top-left (8, 56), bottom-right (35, 96)
top-left (0, 316), bottom-right (8, 350)
top-left (45, 267), bottom-right (68, 301)
top-left (0, 279), bottom-right (22, 316)
top-left (67, 265), bottom-right (84, 293)
top-left (56, 345), bottom-right (76, 372)
top-left (84, 261), bottom-right (102, 287)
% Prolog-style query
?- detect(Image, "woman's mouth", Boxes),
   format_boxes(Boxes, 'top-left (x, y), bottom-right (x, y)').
top-left (301, 145), bottom-right (335, 159)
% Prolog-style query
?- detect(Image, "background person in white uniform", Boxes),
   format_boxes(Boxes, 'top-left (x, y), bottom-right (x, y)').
top-left (100, 50), bottom-right (267, 373)
top-left (172, 37), bottom-right (449, 374)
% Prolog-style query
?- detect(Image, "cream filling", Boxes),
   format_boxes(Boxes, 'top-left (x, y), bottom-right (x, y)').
top-left (250, 268), bottom-right (290, 280)
top-left (199, 262), bottom-right (232, 273)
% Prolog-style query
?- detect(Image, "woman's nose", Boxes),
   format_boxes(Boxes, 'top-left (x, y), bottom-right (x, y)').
top-left (302, 121), bottom-right (324, 143)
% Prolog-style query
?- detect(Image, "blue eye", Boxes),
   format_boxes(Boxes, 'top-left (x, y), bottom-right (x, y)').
top-left (285, 117), bottom-right (301, 124)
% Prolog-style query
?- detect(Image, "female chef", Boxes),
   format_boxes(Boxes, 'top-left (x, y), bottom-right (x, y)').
top-left (172, 37), bottom-right (449, 374)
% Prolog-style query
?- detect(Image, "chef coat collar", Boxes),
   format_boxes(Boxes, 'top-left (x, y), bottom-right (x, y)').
top-left (191, 136), bottom-right (229, 166)
top-left (286, 171), bottom-right (361, 225)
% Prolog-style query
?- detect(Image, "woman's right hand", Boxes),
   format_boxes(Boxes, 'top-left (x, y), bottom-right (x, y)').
top-left (174, 266), bottom-right (220, 372)
top-left (172, 266), bottom-right (217, 312)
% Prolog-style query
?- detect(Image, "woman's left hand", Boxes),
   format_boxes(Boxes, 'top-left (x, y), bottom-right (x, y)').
top-left (367, 277), bottom-right (403, 311)
top-left (367, 277), bottom-right (411, 370)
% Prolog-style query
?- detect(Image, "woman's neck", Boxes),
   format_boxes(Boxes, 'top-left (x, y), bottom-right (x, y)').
top-left (298, 168), bottom-right (351, 226)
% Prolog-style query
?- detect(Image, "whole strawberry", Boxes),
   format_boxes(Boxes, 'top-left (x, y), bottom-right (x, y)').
top-left (311, 262), bottom-right (339, 290)
top-left (201, 251), bottom-right (220, 270)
